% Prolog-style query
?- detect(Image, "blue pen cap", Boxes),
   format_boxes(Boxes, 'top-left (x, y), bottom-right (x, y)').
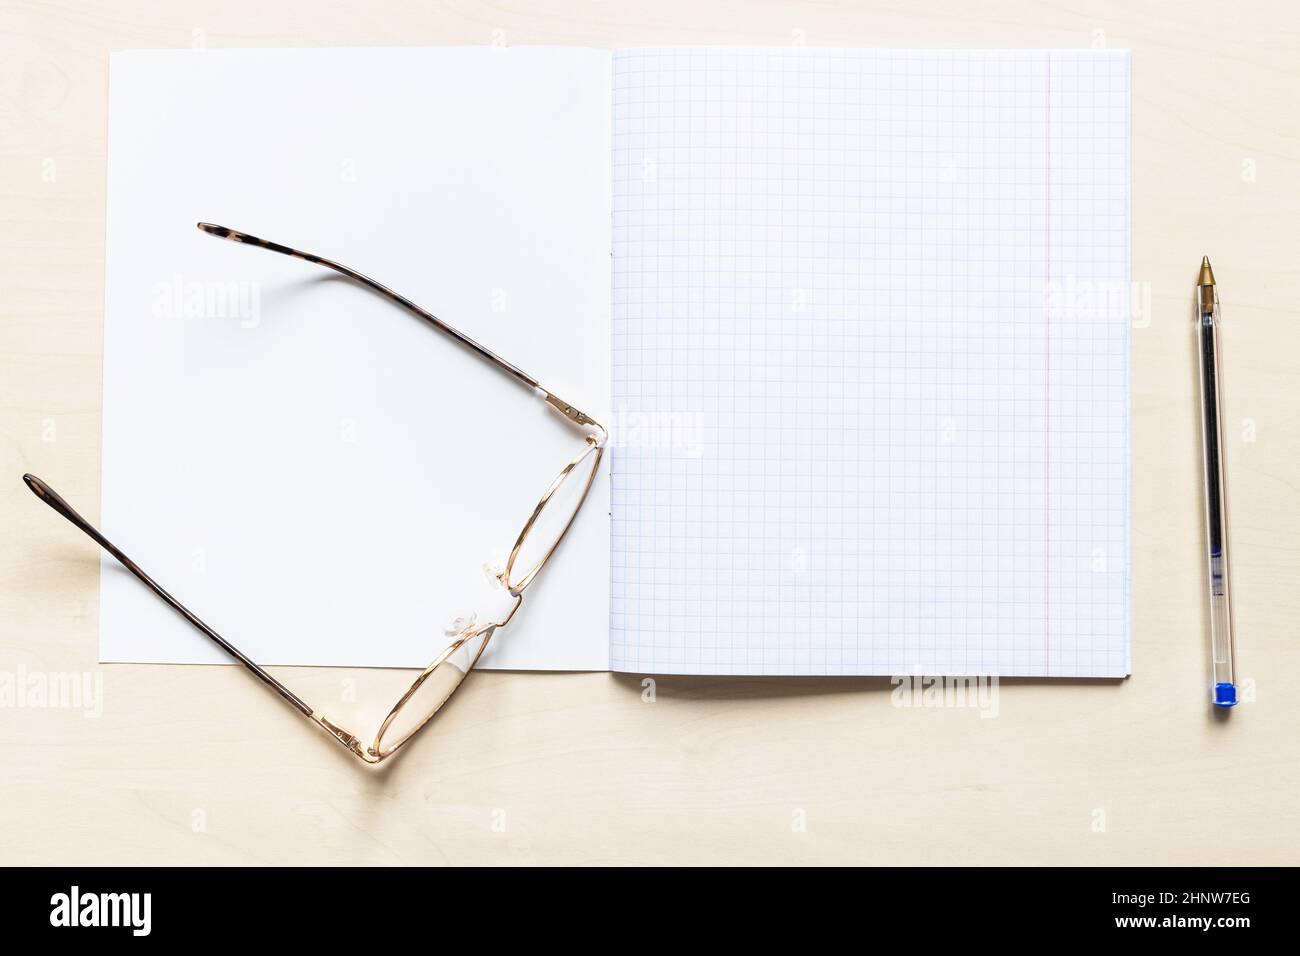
top-left (1213, 682), bottom-right (1237, 708)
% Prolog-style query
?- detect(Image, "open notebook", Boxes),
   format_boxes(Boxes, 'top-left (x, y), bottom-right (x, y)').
top-left (102, 47), bottom-right (1130, 677)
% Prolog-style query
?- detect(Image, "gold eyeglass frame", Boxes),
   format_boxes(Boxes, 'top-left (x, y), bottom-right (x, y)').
top-left (24, 223), bottom-right (606, 765)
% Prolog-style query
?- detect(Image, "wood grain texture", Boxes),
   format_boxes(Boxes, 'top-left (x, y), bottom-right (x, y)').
top-left (2, 0), bottom-right (1298, 866)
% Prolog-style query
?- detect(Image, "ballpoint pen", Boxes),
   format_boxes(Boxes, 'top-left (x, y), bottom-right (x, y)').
top-left (1195, 256), bottom-right (1237, 708)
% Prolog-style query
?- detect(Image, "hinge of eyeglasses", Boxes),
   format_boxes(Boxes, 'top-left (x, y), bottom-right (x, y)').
top-left (543, 391), bottom-right (598, 428)
top-left (316, 715), bottom-right (375, 761)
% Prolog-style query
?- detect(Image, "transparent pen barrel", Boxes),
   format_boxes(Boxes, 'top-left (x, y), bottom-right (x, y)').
top-left (1207, 566), bottom-right (1234, 685)
top-left (1195, 294), bottom-right (1236, 690)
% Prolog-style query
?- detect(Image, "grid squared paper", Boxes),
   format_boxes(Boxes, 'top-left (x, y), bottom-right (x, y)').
top-left (609, 49), bottom-right (1131, 677)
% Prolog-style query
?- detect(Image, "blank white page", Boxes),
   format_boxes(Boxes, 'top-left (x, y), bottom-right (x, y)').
top-left (609, 48), bottom-right (1130, 677)
top-left (102, 48), bottom-right (611, 670)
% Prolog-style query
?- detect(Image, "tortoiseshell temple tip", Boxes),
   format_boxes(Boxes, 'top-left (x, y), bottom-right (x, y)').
top-left (23, 473), bottom-right (80, 526)
top-left (197, 222), bottom-right (233, 239)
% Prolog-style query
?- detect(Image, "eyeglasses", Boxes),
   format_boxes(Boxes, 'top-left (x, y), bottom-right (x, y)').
top-left (24, 223), bottom-right (606, 765)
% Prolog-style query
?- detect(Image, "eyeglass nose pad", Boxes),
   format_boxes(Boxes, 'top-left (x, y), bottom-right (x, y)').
top-left (482, 549), bottom-right (508, 588)
top-left (444, 611), bottom-right (477, 636)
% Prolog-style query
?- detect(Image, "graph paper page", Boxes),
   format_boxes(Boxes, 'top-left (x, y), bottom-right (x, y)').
top-left (609, 49), bottom-right (1130, 677)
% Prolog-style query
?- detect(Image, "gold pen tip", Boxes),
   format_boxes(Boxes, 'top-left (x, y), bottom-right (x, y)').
top-left (1197, 256), bottom-right (1216, 287)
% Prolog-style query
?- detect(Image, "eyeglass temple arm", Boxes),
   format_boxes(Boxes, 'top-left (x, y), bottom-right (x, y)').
top-left (195, 223), bottom-right (602, 433)
top-left (20, 473), bottom-right (356, 737)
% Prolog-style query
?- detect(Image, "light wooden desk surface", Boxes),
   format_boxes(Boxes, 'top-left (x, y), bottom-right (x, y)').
top-left (2, 0), bottom-right (1298, 866)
